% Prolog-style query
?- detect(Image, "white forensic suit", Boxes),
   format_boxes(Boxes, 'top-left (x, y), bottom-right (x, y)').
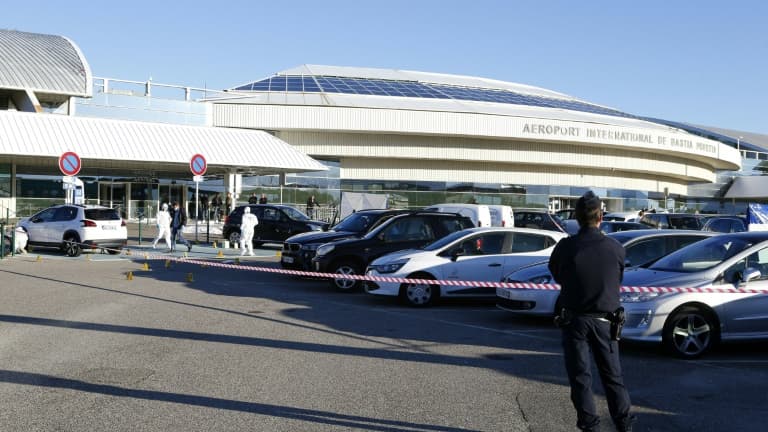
top-left (240, 206), bottom-right (259, 256)
top-left (152, 204), bottom-right (173, 250)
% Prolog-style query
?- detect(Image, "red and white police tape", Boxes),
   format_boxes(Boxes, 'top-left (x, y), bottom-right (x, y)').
top-left (123, 249), bottom-right (768, 295)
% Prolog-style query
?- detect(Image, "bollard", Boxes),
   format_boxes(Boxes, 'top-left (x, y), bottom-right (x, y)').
top-left (1, 223), bottom-right (5, 259)
top-left (223, 240), bottom-right (230, 249)
top-left (186, 272), bottom-right (194, 282)
top-left (213, 240), bottom-right (218, 249)
top-left (217, 250), bottom-right (224, 258)
top-left (126, 271), bottom-right (134, 280)
top-left (165, 259), bottom-right (171, 269)
top-left (142, 262), bottom-right (150, 271)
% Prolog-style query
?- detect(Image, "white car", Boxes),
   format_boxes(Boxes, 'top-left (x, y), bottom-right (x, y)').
top-left (18, 204), bottom-right (127, 256)
top-left (496, 230), bottom-right (717, 317)
top-left (365, 227), bottom-right (567, 306)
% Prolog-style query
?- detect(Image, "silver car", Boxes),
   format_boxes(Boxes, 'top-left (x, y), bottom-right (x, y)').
top-left (620, 231), bottom-right (768, 358)
top-left (496, 230), bottom-right (717, 317)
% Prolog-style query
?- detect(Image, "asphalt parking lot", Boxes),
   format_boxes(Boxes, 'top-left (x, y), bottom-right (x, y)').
top-left (1, 246), bottom-right (767, 431)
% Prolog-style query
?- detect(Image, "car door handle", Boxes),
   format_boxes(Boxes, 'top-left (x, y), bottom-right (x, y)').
top-left (488, 263), bottom-right (502, 267)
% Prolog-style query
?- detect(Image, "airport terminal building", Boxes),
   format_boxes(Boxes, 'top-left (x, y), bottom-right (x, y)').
top-left (1, 29), bottom-right (767, 220)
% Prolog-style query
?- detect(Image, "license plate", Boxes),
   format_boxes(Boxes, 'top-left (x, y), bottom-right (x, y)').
top-left (102, 225), bottom-right (117, 230)
top-left (282, 256), bottom-right (294, 264)
top-left (496, 288), bottom-right (511, 299)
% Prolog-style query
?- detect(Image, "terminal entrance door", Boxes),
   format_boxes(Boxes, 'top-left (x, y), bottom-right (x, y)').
top-left (99, 182), bottom-right (127, 217)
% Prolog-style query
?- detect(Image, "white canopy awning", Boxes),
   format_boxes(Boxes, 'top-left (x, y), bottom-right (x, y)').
top-left (0, 110), bottom-right (326, 176)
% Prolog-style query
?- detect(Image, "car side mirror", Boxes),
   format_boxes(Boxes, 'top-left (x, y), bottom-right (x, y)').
top-left (31, 217), bottom-right (41, 223)
top-left (450, 248), bottom-right (465, 262)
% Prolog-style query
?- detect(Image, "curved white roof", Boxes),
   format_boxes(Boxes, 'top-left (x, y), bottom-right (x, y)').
top-left (0, 29), bottom-right (92, 97)
top-left (276, 64), bottom-right (573, 100)
top-left (0, 111), bottom-right (326, 174)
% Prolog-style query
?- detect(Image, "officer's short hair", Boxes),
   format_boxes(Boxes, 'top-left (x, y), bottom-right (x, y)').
top-left (575, 191), bottom-right (602, 227)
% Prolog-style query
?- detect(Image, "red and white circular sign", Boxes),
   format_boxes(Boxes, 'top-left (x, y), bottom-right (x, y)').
top-left (59, 151), bottom-right (82, 176)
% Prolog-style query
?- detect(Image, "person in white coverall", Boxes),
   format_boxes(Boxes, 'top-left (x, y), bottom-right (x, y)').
top-left (152, 203), bottom-right (172, 250)
top-left (240, 206), bottom-right (259, 256)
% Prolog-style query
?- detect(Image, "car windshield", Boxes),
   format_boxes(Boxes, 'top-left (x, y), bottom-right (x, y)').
top-left (422, 230), bottom-right (469, 251)
top-left (281, 206), bottom-right (309, 221)
top-left (333, 213), bottom-right (377, 232)
top-left (649, 235), bottom-right (754, 273)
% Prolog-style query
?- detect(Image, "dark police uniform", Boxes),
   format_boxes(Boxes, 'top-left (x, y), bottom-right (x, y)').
top-left (549, 224), bottom-right (633, 432)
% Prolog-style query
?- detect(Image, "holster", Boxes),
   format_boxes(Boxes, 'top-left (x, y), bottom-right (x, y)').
top-left (553, 308), bottom-right (573, 328)
top-left (608, 307), bottom-right (626, 341)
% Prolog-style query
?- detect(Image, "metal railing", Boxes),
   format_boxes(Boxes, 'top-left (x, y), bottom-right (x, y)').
top-left (93, 77), bottom-right (245, 102)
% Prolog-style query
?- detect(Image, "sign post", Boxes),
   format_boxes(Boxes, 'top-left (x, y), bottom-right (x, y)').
top-left (59, 152), bottom-right (82, 204)
top-left (190, 154), bottom-right (208, 242)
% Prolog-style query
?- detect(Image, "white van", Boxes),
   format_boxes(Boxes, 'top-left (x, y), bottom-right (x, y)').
top-left (487, 205), bottom-right (514, 227)
top-left (423, 204), bottom-right (492, 227)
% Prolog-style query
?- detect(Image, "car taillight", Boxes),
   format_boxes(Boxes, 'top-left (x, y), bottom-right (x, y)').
top-left (502, 220), bottom-right (506, 227)
top-left (121, 219), bottom-right (126, 227)
top-left (82, 219), bottom-right (97, 227)
top-left (224, 215), bottom-right (230, 224)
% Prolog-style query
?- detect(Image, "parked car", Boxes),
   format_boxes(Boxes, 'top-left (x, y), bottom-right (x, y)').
top-left (496, 230), bottom-right (717, 317)
top-left (599, 221), bottom-right (647, 234)
top-left (513, 209), bottom-right (567, 233)
top-left (620, 231), bottom-right (768, 358)
top-left (603, 211), bottom-right (641, 222)
top-left (638, 212), bottom-right (704, 230)
top-left (422, 203), bottom-right (492, 227)
top-left (312, 211), bottom-right (475, 291)
top-left (555, 208), bottom-right (578, 235)
top-left (487, 205), bottom-right (514, 227)
top-left (281, 209), bottom-right (409, 270)
top-left (365, 227), bottom-right (567, 306)
top-left (17, 204), bottom-right (127, 257)
top-left (701, 215), bottom-right (748, 233)
top-left (222, 204), bottom-right (329, 247)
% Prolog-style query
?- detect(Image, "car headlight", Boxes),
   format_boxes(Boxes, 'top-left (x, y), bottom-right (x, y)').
top-left (309, 225), bottom-right (322, 231)
top-left (620, 292), bottom-right (663, 303)
top-left (315, 243), bottom-right (335, 257)
top-left (528, 275), bottom-right (552, 284)
top-left (370, 259), bottom-right (409, 274)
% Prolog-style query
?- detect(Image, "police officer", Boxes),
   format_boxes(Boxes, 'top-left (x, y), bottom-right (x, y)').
top-left (548, 191), bottom-right (635, 432)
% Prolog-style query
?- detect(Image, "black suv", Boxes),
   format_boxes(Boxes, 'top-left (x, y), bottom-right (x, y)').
top-left (311, 211), bottom-right (475, 291)
top-left (223, 204), bottom-right (329, 247)
top-left (638, 212), bottom-right (704, 230)
top-left (513, 209), bottom-right (567, 232)
top-left (281, 209), bottom-right (410, 270)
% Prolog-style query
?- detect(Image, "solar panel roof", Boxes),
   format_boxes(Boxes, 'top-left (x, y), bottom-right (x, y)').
top-left (233, 75), bottom-right (634, 119)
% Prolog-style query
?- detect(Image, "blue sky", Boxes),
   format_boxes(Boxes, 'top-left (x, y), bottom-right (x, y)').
top-left (3, 1), bottom-right (767, 133)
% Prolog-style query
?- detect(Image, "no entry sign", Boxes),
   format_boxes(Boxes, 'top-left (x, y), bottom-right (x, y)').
top-left (58, 151), bottom-right (82, 176)
top-left (190, 154), bottom-right (207, 176)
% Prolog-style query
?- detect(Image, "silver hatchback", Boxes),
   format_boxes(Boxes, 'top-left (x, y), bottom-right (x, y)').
top-left (621, 231), bottom-right (768, 358)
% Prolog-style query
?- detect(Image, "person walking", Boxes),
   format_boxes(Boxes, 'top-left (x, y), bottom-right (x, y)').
top-left (170, 201), bottom-right (192, 253)
top-left (152, 203), bottom-right (172, 251)
top-left (548, 191), bottom-right (635, 432)
top-left (211, 193), bottom-right (222, 223)
top-left (258, 193), bottom-right (268, 204)
top-left (306, 195), bottom-right (317, 218)
top-left (225, 193), bottom-right (233, 215)
top-left (240, 206), bottom-right (259, 256)
top-left (248, 192), bottom-right (259, 204)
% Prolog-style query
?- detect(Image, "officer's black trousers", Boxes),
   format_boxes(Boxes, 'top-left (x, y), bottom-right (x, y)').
top-left (562, 316), bottom-right (632, 431)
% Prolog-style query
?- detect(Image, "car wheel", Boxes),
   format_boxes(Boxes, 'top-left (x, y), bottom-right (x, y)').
top-left (63, 234), bottom-right (82, 257)
top-left (329, 260), bottom-right (362, 292)
top-left (662, 306), bottom-right (718, 359)
top-left (399, 273), bottom-right (439, 307)
top-left (228, 231), bottom-right (241, 244)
